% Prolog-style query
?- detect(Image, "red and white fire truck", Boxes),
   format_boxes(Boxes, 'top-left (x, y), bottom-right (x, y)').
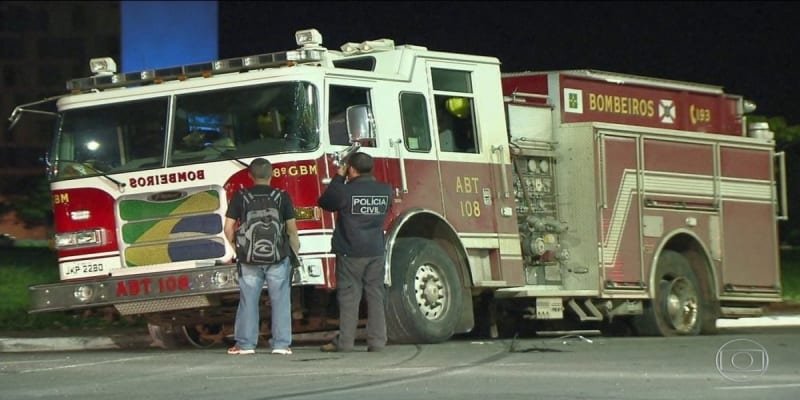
top-left (10, 29), bottom-right (786, 346)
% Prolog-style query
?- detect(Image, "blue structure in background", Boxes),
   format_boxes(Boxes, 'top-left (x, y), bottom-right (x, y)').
top-left (121, 1), bottom-right (218, 73)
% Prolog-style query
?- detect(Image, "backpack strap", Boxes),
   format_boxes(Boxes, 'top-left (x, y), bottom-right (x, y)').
top-left (239, 189), bottom-right (255, 220)
top-left (241, 189), bottom-right (255, 204)
top-left (268, 188), bottom-right (283, 209)
top-left (265, 189), bottom-right (287, 238)
top-left (240, 187), bottom-right (283, 221)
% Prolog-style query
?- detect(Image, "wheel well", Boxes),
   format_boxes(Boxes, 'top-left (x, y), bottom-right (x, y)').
top-left (660, 232), bottom-right (718, 301)
top-left (386, 210), bottom-right (477, 336)
top-left (388, 211), bottom-right (472, 288)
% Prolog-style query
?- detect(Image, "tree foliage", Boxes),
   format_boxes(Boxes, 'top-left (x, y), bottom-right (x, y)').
top-left (0, 174), bottom-right (52, 228)
top-left (747, 115), bottom-right (800, 148)
top-left (747, 115), bottom-right (800, 244)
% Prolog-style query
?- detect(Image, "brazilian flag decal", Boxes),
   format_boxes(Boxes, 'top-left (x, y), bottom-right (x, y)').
top-left (125, 238), bottom-right (226, 267)
top-left (119, 190), bottom-right (220, 221)
top-left (122, 214), bottom-right (222, 244)
top-left (117, 188), bottom-right (228, 267)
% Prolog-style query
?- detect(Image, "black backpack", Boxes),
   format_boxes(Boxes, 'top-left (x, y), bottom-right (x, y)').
top-left (235, 188), bottom-right (288, 264)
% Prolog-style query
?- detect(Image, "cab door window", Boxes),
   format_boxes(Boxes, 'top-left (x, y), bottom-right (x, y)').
top-left (431, 68), bottom-right (478, 153)
top-left (400, 92), bottom-right (431, 152)
top-left (328, 85), bottom-right (373, 146)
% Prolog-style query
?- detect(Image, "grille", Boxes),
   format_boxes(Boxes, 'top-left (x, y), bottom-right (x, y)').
top-left (115, 295), bottom-right (212, 315)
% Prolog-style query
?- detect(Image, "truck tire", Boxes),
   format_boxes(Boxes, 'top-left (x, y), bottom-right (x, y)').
top-left (386, 237), bottom-right (463, 344)
top-left (147, 323), bottom-right (187, 349)
top-left (632, 250), bottom-right (706, 336)
top-left (182, 324), bottom-right (228, 348)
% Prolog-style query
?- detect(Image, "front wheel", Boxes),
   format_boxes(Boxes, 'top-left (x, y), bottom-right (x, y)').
top-left (632, 250), bottom-right (708, 336)
top-left (182, 324), bottom-right (230, 348)
top-left (147, 323), bottom-right (187, 349)
top-left (386, 238), bottom-right (463, 344)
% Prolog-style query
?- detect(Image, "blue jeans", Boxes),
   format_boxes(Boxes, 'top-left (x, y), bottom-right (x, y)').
top-left (234, 257), bottom-right (292, 350)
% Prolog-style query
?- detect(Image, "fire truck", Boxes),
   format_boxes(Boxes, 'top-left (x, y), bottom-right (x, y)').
top-left (9, 29), bottom-right (786, 346)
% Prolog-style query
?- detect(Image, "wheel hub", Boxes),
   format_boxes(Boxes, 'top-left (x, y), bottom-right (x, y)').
top-left (415, 264), bottom-right (447, 320)
top-left (665, 277), bottom-right (698, 333)
top-left (423, 279), bottom-right (440, 304)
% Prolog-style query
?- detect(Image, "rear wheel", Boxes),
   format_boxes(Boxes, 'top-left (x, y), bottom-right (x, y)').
top-left (386, 238), bottom-right (463, 344)
top-left (633, 250), bottom-right (707, 336)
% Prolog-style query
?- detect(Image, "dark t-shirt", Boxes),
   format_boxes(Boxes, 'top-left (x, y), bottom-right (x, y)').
top-left (226, 184), bottom-right (295, 224)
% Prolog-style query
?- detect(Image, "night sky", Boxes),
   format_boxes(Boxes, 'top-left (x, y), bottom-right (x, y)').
top-left (219, 1), bottom-right (800, 124)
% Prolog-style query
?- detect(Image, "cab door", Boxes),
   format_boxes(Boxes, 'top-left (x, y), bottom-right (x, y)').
top-left (426, 63), bottom-right (522, 285)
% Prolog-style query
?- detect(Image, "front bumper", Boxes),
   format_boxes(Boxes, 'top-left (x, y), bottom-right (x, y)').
top-left (29, 263), bottom-right (241, 313)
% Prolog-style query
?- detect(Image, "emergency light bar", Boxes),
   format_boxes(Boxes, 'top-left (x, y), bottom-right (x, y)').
top-left (340, 39), bottom-right (395, 55)
top-left (67, 48), bottom-right (325, 93)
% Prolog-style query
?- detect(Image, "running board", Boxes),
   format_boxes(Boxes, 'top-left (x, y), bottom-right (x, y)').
top-left (567, 298), bottom-right (603, 322)
top-left (720, 306), bottom-right (764, 318)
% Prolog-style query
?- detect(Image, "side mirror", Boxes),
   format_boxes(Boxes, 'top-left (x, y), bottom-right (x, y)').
top-left (345, 105), bottom-right (376, 144)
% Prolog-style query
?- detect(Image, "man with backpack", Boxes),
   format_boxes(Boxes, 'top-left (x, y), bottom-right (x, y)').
top-left (318, 152), bottom-right (393, 352)
top-left (224, 158), bottom-right (300, 355)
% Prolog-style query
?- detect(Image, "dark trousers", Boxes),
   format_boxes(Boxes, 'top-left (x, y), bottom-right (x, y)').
top-left (334, 254), bottom-right (387, 350)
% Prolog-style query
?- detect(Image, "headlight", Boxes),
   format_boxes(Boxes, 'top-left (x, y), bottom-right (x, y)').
top-left (54, 229), bottom-right (105, 249)
top-left (212, 271), bottom-right (235, 288)
top-left (74, 285), bottom-right (95, 302)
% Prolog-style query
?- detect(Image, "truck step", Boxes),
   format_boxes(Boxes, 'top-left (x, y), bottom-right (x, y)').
top-left (720, 306), bottom-right (763, 318)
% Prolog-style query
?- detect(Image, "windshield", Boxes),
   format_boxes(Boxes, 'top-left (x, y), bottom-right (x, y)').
top-left (53, 98), bottom-right (168, 179)
top-left (51, 81), bottom-right (319, 180)
top-left (170, 81), bottom-right (319, 166)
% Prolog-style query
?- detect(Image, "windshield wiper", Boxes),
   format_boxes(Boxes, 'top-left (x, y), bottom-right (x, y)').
top-left (58, 160), bottom-right (127, 192)
top-left (203, 143), bottom-right (249, 167)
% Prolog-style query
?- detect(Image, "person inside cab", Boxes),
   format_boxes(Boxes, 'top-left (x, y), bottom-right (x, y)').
top-left (436, 97), bottom-right (476, 153)
top-left (252, 108), bottom-right (288, 152)
top-left (181, 125), bottom-right (236, 152)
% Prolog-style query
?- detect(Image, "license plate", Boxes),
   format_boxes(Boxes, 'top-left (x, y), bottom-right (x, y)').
top-left (60, 256), bottom-right (121, 280)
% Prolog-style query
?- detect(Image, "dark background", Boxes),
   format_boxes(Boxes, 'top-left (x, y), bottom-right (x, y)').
top-left (2, 1), bottom-right (798, 243)
top-left (219, 1), bottom-right (799, 124)
top-left (219, 1), bottom-right (799, 244)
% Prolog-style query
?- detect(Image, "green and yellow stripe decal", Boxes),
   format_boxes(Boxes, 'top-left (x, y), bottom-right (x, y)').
top-left (118, 190), bottom-right (220, 221)
top-left (125, 238), bottom-right (227, 267)
top-left (122, 214), bottom-right (222, 244)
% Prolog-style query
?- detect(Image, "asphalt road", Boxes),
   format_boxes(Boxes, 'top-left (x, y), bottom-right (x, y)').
top-left (2, 314), bottom-right (799, 353)
top-left (1, 326), bottom-right (798, 400)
